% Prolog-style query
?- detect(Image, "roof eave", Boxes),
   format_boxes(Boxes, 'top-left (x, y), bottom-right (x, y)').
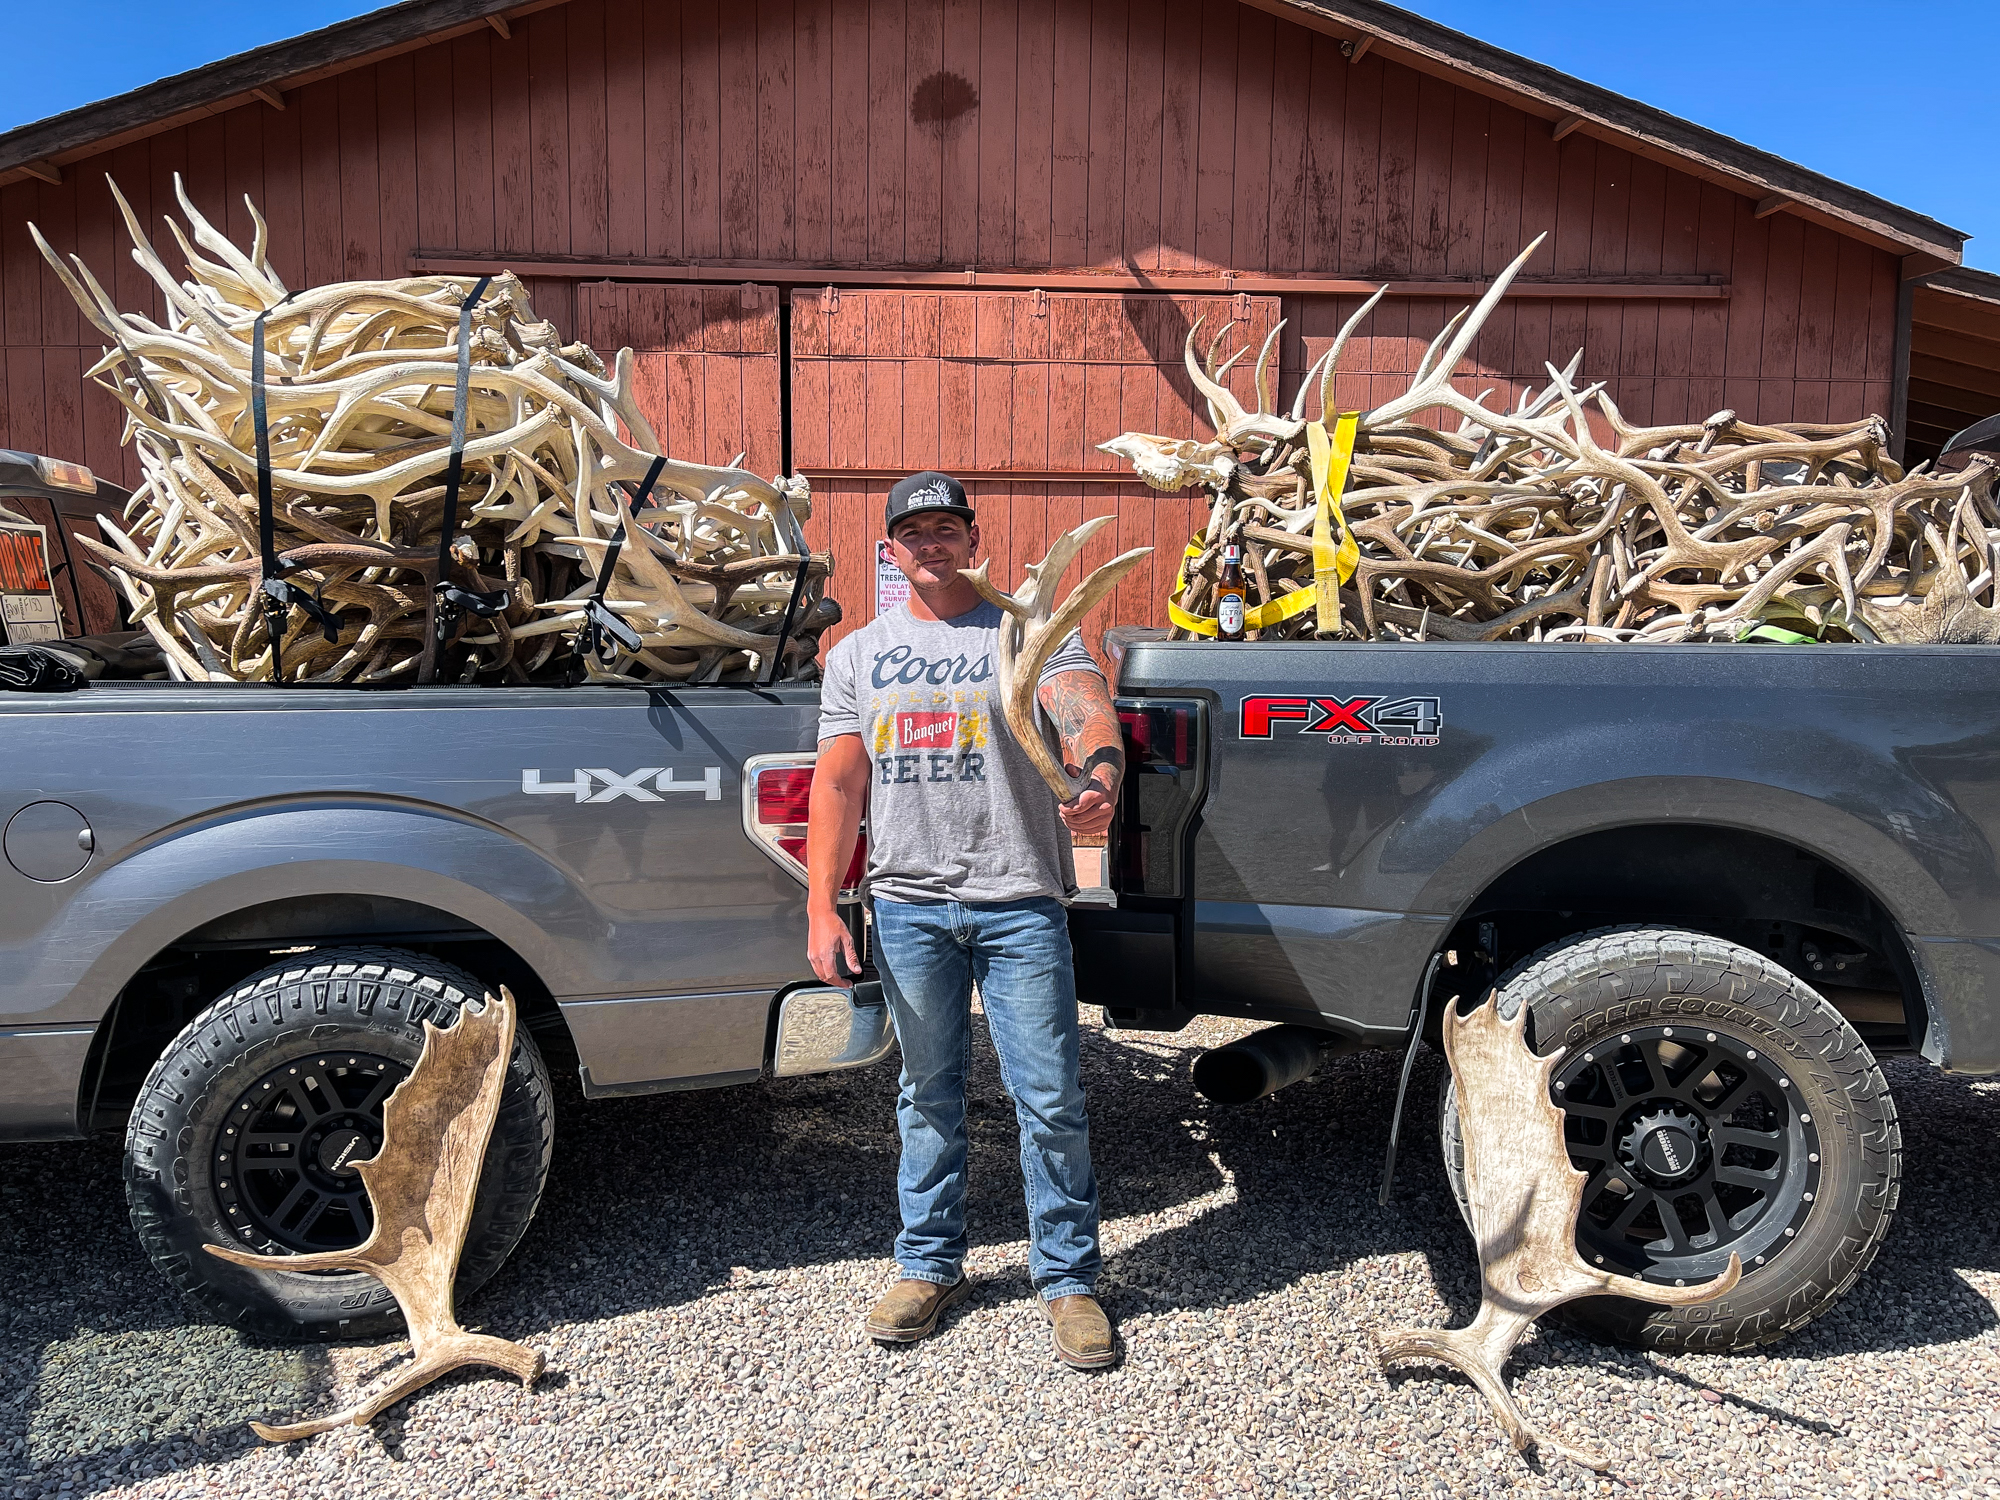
top-left (1256, 0), bottom-right (1967, 266)
top-left (0, 0), bottom-right (538, 185)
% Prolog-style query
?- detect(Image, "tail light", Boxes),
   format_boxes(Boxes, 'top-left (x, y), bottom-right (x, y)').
top-left (743, 753), bottom-right (867, 897)
top-left (1113, 699), bottom-right (1205, 897)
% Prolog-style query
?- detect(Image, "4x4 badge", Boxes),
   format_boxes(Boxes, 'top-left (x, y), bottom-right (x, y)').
top-left (1239, 694), bottom-right (1442, 746)
top-left (521, 767), bottom-right (724, 803)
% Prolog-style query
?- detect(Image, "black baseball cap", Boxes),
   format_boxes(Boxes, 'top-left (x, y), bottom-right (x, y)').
top-left (886, 471), bottom-right (976, 535)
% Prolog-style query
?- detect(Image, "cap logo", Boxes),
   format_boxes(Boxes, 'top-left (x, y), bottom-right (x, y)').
top-left (905, 480), bottom-right (957, 509)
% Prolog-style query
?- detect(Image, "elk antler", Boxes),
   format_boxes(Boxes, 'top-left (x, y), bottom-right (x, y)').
top-left (205, 987), bottom-right (543, 1441)
top-left (1377, 993), bottom-right (1741, 1472)
top-left (960, 515), bottom-right (1152, 800)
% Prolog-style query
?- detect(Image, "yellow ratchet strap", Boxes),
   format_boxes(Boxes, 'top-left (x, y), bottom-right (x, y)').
top-left (1306, 411), bottom-right (1361, 635)
top-left (1168, 535), bottom-right (1320, 636)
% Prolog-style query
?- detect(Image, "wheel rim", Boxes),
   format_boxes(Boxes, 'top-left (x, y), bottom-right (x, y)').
top-left (1551, 1023), bottom-right (1820, 1284)
top-left (214, 1052), bottom-right (409, 1257)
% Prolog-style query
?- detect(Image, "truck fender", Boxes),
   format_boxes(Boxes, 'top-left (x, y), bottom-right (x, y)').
top-left (10, 801), bottom-right (596, 1029)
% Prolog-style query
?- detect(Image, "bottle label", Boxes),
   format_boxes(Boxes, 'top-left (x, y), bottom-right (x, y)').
top-left (1218, 596), bottom-right (1245, 636)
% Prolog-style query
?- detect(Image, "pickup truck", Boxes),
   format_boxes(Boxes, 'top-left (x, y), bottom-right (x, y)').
top-left (3, 624), bottom-right (1984, 1358)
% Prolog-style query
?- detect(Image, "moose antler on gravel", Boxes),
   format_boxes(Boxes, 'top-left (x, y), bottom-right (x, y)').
top-left (205, 988), bottom-right (542, 1442)
top-left (960, 514), bottom-right (1151, 801)
top-left (1377, 994), bottom-right (1741, 1471)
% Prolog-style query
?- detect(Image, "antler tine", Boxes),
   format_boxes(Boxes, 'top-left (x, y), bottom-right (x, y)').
top-left (1365, 233), bottom-right (1546, 429)
top-left (1184, 318), bottom-right (1247, 433)
top-left (1290, 346), bottom-right (1335, 422)
top-left (1320, 286), bottom-right (1388, 424)
top-left (29, 224), bottom-right (125, 344)
top-left (1412, 306), bottom-right (1471, 386)
top-left (1253, 318), bottom-right (1286, 416)
top-left (1021, 512), bottom-right (1121, 614)
top-left (959, 556), bottom-right (1028, 618)
top-left (173, 173), bottom-right (282, 305)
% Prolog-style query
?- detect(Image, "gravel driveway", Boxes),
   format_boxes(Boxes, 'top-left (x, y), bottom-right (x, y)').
top-left (4, 1010), bottom-right (1998, 1500)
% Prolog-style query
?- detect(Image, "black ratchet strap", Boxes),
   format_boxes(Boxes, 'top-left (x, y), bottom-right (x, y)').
top-left (571, 455), bottom-right (669, 678)
top-left (762, 552), bottom-right (813, 687)
top-left (252, 300), bottom-right (341, 682)
top-left (429, 275), bottom-right (510, 650)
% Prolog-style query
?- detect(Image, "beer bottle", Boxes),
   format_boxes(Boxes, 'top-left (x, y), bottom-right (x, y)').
top-left (1216, 542), bottom-right (1247, 642)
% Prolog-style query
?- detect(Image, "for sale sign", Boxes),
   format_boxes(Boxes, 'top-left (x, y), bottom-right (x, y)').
top-left (0, 521), bottom-right (61, 644)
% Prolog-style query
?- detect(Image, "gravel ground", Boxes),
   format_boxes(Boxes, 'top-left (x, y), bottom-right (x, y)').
top-left (4, 1010), bottom-right (2000, 1500)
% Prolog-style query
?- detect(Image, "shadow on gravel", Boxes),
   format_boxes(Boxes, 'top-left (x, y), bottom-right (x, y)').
top-left (0, 1135), bottom-right (337, 1498)
top-left (2, 1030), bottom-right (1995, 1496)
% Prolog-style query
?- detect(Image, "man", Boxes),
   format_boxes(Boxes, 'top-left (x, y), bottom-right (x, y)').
top-left (805, 471), bottom-right (1125, 1371)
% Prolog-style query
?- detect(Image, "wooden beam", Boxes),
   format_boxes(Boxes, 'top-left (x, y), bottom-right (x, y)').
top-left (1754, 193), bottom-right (1795, 220)
top-left (251, 86), bottom-right (286, 111)
top-left (19, 159), bottom-right (61, 186)
top-left (1342, 34), bottom-right (1373, 63)
top-left (1551, 112), bottom-right (1586, 142)
top-left (1892, 275), bottom-right (1915, 464)
top-left (410, 253), bottom-right (1732, 300)
top-left (487, 13), bottom-right (512, 37)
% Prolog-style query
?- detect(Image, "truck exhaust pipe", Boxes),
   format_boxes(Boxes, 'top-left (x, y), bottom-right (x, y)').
top-left (1192, 1024), bottom-right (1359, 1105)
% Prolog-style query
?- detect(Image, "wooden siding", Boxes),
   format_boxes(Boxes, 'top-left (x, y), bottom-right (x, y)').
top-left (575, 281), bottom-right (784, 473)
top-left (0, 0), bottom-right (1902, 647)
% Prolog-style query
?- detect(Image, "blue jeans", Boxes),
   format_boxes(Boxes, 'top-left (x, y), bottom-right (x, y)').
top-left (870, 895), bottom-right (1101, 1301)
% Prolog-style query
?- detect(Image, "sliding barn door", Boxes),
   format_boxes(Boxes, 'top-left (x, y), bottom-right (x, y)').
top-left (789, 289), bottom-right (1281, 655)
top-left (575, 284), bottom-right (784, 475)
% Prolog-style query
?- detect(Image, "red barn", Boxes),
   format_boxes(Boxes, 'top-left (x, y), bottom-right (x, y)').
top-left (1, 0), bottom-right (1991, 648)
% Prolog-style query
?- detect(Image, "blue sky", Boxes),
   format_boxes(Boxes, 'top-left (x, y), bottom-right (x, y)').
top-left (7, 1), bottom-right (1995, 270)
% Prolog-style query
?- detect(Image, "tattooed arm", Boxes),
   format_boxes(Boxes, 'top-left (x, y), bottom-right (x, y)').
top-left (1037, 667), bottom-right (1124, 838)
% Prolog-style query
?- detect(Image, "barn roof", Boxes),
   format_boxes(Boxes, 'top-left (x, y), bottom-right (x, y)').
top-left (0, 0), bottom-right (1969, 267)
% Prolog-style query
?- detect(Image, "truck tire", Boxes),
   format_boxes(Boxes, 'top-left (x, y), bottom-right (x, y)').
top-left (1438, 925), bottom-right (1900, 1352)
top-left (124, 946), bottom-right (555, 1341)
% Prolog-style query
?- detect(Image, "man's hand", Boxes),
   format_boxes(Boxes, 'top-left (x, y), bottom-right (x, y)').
top-left (808, 907), bottom-right (862, 988)
top-left (1040, 668), bottom-right (1124, 840)
top-left (805, 734), bottom-right (871, 988)
top-left (1059, 773), bottom-right (1118, 839)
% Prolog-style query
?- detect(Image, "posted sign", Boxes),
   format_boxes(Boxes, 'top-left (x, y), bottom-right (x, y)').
top-left (875, 539), bottom-right (910, 617)
top-left (0, 521), bottom-right (61, 644)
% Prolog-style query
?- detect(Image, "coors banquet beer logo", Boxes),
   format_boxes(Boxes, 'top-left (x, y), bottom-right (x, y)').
top-left (896, 710), bottom-right (960, 750)
top-left (1239, 694), bottom-right (1442, 746)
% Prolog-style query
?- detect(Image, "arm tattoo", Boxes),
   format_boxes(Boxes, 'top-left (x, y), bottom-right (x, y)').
top-left (1039, 672), bottom-right (1125, 793)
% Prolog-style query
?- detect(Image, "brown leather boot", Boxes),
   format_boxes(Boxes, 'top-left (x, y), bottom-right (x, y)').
top-left (1043, 1293), bottom-right (1115, 1370)
top-left (864, 1277), bottom-right (972, 1343)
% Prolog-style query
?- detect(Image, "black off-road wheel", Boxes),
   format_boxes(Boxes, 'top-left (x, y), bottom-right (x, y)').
top-left (125, 946), bottom-right (554, 1341)
top-left (1440, 925), bottom-right (1901, 1352)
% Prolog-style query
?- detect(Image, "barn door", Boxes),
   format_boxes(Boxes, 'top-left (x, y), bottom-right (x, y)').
top-left (575, 283), bottom-right (784, 475)
top-left (788, 289), bottom-right (1282, 654)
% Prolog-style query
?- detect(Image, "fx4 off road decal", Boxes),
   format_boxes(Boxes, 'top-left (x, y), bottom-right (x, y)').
top-left (1238, 694), bottom-right (1442, 746)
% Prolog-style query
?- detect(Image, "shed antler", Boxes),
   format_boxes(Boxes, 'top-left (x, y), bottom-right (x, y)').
top-left (206, 988), bottom-right (543, 1441)
top-left (1377, 993), bottom-right (1741, 1472)
top-left (960, 515), bottom-right (1151, 801)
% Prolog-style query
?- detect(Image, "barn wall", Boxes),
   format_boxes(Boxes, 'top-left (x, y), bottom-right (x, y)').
top-left (0, 0), bottom-right (1903, 642)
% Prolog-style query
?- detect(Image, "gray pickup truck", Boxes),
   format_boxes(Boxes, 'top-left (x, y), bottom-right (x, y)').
top-left (4, 627), bottom-right (1990, 1357)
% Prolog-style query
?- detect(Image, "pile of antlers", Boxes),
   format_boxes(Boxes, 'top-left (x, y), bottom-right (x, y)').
top-left (32, 177), bottom-right (834, 684)
top-left (1104, 238), bottom-right (2000, 645)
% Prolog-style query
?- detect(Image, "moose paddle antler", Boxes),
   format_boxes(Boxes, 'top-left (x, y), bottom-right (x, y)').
top-left (1377, 994), bottom-right (1741, 1471)
top-left (205, 988), bottom-right (543, 1442)
top-left (960, 515), bottom-right (1151, 800)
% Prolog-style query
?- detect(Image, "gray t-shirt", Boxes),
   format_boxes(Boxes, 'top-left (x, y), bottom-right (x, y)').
top-left (817, 601), bottom-right (1104, 905)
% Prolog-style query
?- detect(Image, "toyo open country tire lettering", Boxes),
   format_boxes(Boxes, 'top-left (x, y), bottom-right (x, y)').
top-left (125, 947), bottom-right (554, 1341)
top-left (1439, 925), bottom-right (1901, 1353)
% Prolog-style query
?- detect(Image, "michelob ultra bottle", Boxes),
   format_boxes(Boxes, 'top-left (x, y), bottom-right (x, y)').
top-left (1216, 542), bottom-right (1247, 642)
